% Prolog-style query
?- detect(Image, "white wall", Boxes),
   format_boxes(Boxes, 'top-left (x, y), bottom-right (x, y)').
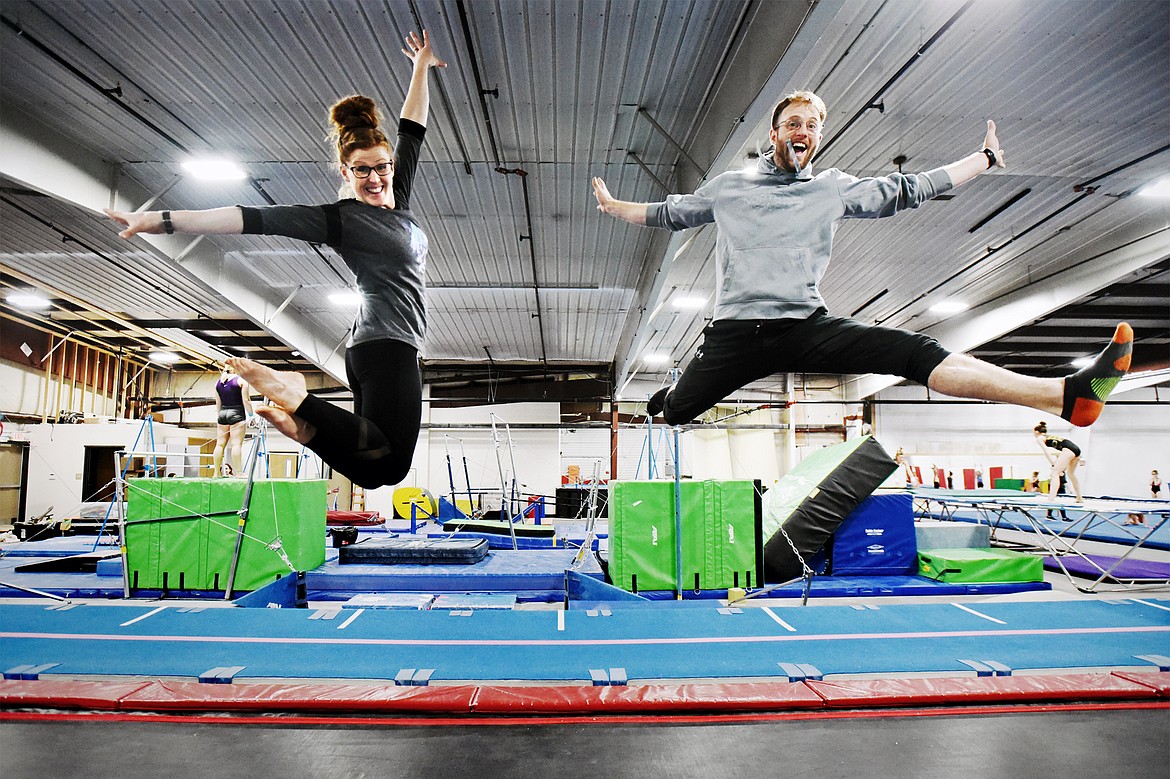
top-left (404, 402), bottom-right (561, 516)
top-left (0, 359), bottom-right (51, 418)
top-left (1, 356), bottom-right (120, 420)
top-left (872, 385), bottom-right (1168, 497)
top-left (16, 419), bottom-right (206, 522)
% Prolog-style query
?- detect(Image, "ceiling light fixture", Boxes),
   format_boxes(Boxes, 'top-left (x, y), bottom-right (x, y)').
top-left (181, 158), bottom-right (248, 180)
top-left (672, 296), bottom-right (706, 309)
top-left (148, 351), bottom-right (181, 364)
top-left (328, 291), bottom-right (362, 306)
top-left (642, 353), bottom-right (670, 364)
top-left (6, 291), bottom-right (51, 310)
top-left (1071, 356), bottom-right (1094, 368)
top-left (929, 300), bottom-right (969, 314)
top-left (1137, 176), bottom-right (1170, 198)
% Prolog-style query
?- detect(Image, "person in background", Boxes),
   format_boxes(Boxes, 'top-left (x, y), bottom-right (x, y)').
top-left (1025, 471), bottom-right (1041, 493)
top-left (1034, 421), bottom-right (1084, 503)
top-left (895, 448), bottom-right (917, 487)
top-left (1152, 469), bottom-right (1162, 499)
top-left (212, 365), bottom-right (252, 478)
top-left (1046, 473), bottom-right (1070, 521)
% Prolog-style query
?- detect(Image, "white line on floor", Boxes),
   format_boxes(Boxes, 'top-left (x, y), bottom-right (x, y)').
top-left (337, 609), bottom-right (364, 630)
top-left (119, 606), bottom-right (166, 627)
top-left (952, 603), bottom-right (1007, 624)
top-left (762, 607), bottom-right (797, 632)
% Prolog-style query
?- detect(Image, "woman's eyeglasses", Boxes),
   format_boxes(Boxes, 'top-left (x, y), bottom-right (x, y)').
top-left (348, 162), bottom-right (393, 178)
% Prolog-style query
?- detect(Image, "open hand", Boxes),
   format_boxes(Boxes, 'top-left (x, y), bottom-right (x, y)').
top-left (103, 208), bottom-right (158, 239)
top-left (983, 120), bottom-right (1006, 168)
top-left (403, 30), bottom-right (446, 69)
top-left (591, 176), bottom-right (615, 213)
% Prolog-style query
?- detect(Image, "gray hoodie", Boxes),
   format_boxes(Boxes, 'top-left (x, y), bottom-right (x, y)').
top-left (646, 150), bottom-right (954, 321)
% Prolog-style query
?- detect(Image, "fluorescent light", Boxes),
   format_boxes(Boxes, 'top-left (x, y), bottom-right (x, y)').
top-left (1071, 357), bottom-right (1094, 368)
top-left (148, 351), bottom-right (181, 364)
top-left (1137, 176), bottom-right (1170, 198)
top-left (642, 353), bottom-right (670, 364)
top-left (6, 292), bottom-right (51, 310)
top-left (328, 291), bottom-right (362, 306)
top-left (181, 158), bottom-right (247, 180)
top-left (929, 300), bottom-right (969, 314)
top-left (672, 296), bottom-right (706, 309)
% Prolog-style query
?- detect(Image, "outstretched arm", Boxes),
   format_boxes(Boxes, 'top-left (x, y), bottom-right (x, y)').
top-left (592, 177), bottom-right (650, 225)
top-left (400, 30), bottom-right (446, 127)
top-left (104, 207), bottom-right (243, 239)
top-left (941, 120), bottom-right (1006, 188)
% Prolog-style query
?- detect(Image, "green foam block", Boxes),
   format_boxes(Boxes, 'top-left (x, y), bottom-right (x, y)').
top-left (918, 547), bottom-right (1043, 583)
top-left (125, 477), bottom-right (327, 592)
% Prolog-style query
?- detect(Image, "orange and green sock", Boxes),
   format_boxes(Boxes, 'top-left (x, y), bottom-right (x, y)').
top-left (1061, 322), bottom-right (1132, 427)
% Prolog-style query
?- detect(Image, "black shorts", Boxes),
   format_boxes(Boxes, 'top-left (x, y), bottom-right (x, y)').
top-left (661, 309), bottom-right (951, 425)
top-left (218, 406), bottom-right (247, 426)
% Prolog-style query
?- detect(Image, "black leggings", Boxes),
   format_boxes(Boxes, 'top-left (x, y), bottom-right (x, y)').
top-left (661, 309), bottom-right (950, 425)
top-left (294, 339), bottom-right (422, 489)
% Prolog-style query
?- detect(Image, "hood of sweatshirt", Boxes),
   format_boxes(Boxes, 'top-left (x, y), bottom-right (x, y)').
top-left (757, 145), bottom-right (816, 182)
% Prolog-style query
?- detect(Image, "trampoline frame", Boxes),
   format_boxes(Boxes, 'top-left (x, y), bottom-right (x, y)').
top-left (915, 492), bottom-right (1170, 592)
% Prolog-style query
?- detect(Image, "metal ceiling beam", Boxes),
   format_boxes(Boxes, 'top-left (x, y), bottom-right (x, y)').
top-left (0, 105), bottom-right (347, 382)
top-left (842, 227), bottom-right (1170, 401)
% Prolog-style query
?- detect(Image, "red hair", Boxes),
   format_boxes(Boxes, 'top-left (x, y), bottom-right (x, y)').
top-left (329, 95), bottom-right (390, 164)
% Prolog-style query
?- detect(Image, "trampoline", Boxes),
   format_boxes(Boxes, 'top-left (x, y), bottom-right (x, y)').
top-left (913, 490), bottom-right (1170, 592)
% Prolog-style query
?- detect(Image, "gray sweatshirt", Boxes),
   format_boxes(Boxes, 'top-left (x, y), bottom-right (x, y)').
top-left (646, 150), bottom-right (954, 321)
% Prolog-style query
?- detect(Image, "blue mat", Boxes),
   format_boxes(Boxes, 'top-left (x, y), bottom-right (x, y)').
top-left (2, 598), bottom-right (1167, 683)
top-left (0, 536), bottom-right (119, 558)
top-left (635, 575), bottom-right (1051, 600)
top-left (0, 546), bottom-right (604, 601)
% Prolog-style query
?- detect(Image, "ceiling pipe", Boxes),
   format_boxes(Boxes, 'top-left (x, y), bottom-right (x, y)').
top-left (495, 166), bottom-right (548, 365)
top-left (0, 14), bottom-right (197, 153)
top-left (816, 0), bottom-right (976, 159)
top-left (3, 15), bottom-right (349, 289)
top-left (404, 0), bottom-right (473, 175)
top-left (456, 0), bottom-right (502, 167)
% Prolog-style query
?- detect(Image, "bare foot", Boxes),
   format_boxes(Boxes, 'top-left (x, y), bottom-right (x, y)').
top-left (254, 405), bottom-right (316, 444)
top-left (226, 357), bottom-right (308, 412)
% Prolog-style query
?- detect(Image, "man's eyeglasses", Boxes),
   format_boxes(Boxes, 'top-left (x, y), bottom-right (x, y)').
top-left (348, 162), bottom-right (393, 178)
top-left (776, 119), bottom-right (822, 134)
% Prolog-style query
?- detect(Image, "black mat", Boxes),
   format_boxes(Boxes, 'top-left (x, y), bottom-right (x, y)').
top-left (337, 537), bottom-right (489, 565)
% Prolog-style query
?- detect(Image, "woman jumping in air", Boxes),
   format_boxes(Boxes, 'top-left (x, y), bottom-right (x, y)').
top-left (107, 31), bottom-right (446, 489)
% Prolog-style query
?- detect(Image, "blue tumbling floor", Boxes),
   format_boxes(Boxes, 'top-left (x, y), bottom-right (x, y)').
top-left (2, 598), bottom-right (1168, 684)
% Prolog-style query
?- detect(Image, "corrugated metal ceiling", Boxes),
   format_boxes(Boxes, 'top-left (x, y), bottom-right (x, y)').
top-left (1, 0), bottom-right (1166, 403)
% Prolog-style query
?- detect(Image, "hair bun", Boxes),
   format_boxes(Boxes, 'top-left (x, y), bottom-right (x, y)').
top-left (331, 95), bottom-right (381, 132)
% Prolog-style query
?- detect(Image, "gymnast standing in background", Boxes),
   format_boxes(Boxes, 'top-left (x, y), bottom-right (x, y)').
top-left (1034, 421), bottom-right (1084, 503)
top-left (106, 30), bottom-right (446, 489)
top-left (212, 365), bottom-right (252, 478)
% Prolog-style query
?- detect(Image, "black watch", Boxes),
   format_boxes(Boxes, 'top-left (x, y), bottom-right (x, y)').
top-left (981, 148), bottom-right (997, 169)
